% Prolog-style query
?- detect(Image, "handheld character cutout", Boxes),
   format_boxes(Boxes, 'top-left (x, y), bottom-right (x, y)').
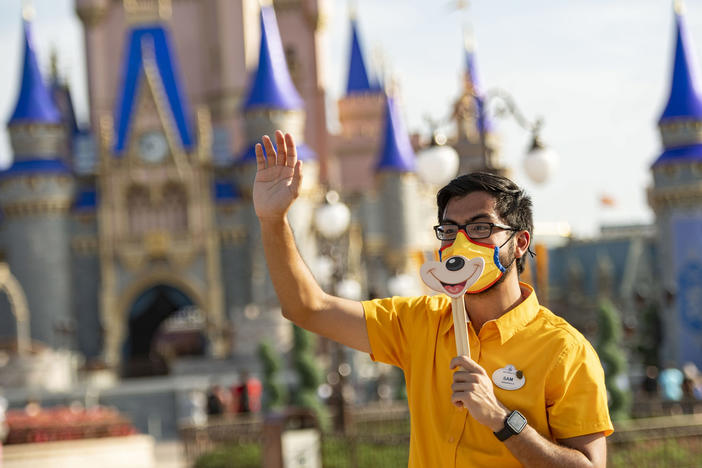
top-left (419, 231), bottom-right (508, 356)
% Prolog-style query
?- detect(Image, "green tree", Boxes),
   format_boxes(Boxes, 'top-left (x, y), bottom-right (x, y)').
top-left (291, 325), bottom-right (328, 427)
top-left (596, 299), bottom-right (631, 421)
top-left (257, 340), bottom-right (287, 411)
top-left (635, 302), bottom-right (662, 368)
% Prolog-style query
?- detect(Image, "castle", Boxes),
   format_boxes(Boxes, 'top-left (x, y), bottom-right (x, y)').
top-left (0, 0), bottom-right (499, 383)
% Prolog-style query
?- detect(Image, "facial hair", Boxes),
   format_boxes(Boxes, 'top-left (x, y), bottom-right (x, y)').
top-left (473, 238), bottom-right (516, 296)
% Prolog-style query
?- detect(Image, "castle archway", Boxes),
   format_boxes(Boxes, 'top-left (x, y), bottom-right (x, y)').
top-left (122, 284), bottom-right (206, 378)
top-left (0, 263), bottom-right (30, 354)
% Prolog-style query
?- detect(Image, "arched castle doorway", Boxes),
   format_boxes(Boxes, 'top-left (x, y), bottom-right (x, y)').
top-left (122, 284), bottom-right (207, 377)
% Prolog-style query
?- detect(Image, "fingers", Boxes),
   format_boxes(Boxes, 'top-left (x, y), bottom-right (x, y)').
top-left (285, 133), bottom-right (298, 168)
top-left (450, 356), bottom-right (484, 373)
top-left (452, 372), bottom-right (480, 385)
top-left (261, 132), bottom-right (298, 167)
top-left (262, 135), bottom-right (277, 166)
top-left (290, 160), bottom-right (303, 196)
top-left (255, 143), bottom-right (266, 171)
top-left (274, 130), bottom-right (286, 166)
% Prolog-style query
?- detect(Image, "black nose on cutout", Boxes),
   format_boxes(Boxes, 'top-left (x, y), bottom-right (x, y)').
top-left (446, 257), bottom-right (465, 271)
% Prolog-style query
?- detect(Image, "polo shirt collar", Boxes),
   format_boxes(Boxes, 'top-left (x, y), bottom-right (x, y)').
top-left (441, 282), bottom-right (540, 345)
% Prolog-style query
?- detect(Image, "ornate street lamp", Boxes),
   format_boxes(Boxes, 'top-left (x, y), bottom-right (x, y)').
top-left (479, 89), bottom-right (559, 184)
top-left (313, 191), bottom-right (353, 433)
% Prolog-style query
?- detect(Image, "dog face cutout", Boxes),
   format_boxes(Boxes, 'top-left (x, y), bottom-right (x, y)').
top-left (420, 231), bottom-right (506, 297)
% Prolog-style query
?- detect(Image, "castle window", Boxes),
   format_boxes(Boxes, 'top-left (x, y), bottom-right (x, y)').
top-left (127, 185), bottom-right (150, 235)
top-left (126, 183), bottom-right (188, 236)
top-left (162, 182), bottom-right (188, 233)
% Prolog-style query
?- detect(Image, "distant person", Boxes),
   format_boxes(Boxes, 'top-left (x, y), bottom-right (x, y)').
top-left (252, 131), bottom-right (612, 467)
top-left (206, 385), bottom-right (227, 417)
top-left (659, 365), bottom-right (684, 402)
top-left (641, 365), bottom-right (659, 397)
top-left (234, 372), bottom-right (262, 414)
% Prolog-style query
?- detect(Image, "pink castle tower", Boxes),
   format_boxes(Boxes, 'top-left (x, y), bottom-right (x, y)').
top-left (75, 0), bottom-right (329, 177)
top-left (332, 14), bottom-right (385, 193)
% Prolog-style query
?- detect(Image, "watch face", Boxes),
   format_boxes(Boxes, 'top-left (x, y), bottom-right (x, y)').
top-left (507, 410), bottom-right (527, 433)
top-left (138, 130), bottom-right (169, 164)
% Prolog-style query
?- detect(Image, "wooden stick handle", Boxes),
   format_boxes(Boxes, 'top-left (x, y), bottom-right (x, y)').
top-left (451, 297), bottom-right (470, 358)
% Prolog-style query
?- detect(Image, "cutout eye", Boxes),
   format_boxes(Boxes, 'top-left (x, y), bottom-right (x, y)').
top-left (446, 257), bottom-right (465, 271)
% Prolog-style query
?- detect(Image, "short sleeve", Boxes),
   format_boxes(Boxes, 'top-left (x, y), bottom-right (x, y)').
top-left (545, 339), bottom-right (614, 439)
top-left (362, 296), bottom-right (435, 370)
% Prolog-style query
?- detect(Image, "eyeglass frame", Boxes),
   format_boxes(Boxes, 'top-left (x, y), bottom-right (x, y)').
top-left (433, 222), bottom-right (518, 241)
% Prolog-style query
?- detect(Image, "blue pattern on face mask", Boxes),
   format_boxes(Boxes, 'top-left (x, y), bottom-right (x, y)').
top-left (494, 246), bottom-right (506, 273)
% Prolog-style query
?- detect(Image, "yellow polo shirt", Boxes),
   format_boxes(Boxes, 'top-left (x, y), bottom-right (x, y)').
top-left (362, 283), bottom-right (613, 468)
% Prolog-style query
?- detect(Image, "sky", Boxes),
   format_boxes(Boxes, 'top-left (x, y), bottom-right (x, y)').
top-left (0, 0), bottom-right (699, 237)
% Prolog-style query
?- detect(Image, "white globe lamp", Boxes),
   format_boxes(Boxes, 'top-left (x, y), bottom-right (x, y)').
top-left (314, 191), bottom-right (351, 239)
top-left (387, 273), bottom-right (420, 297)
top-left (336, 278), bottom-right (363, 301)
top-left (523, 137), bottom-right (558, 184)
top-left (416, 134), bottom-right (459, 186)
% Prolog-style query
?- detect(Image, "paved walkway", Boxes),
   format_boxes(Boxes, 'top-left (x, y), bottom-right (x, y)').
top-left (154, 440), bottom-right (187, 468)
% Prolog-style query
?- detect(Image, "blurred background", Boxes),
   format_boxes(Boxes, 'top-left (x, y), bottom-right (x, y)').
top-left (0, 0), bottom-right (700, 467)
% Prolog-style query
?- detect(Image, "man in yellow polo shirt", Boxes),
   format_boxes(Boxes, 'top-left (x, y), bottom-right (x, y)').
top-left (253, 131), bottom-right (613, 467)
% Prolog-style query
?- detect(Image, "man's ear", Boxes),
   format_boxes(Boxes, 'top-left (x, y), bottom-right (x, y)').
top-left (514, 230), bottom-right (530, 259)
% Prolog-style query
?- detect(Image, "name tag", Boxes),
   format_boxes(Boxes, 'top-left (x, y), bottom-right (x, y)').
top-left (492, 364), bottom-right (525, 391)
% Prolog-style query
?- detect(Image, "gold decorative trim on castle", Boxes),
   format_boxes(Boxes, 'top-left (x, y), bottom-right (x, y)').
top-left (1, 199), bottom-right (72, 217)
top-left (123, 0), bottom-right (172, 24)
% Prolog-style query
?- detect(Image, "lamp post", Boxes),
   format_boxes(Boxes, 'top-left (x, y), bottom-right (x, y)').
top-left (476, 89), bottom-right (559, 184)
top-left (313, 191), bottom-right (354, 433)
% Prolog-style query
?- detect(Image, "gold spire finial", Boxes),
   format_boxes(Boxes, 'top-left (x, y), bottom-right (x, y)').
top-left (674, 0), bottom-right (686, 15)
top-left (463, 26), bottom-right (475, 52)
top-left (349, 0), bottom-right (358, 20)
top-left (123, 0), bottom-right (172, 24)
top-left (22, 0), bottom-right (36, 21)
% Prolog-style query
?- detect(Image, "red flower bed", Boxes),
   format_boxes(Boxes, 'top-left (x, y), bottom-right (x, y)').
top-left (4, 405), bottom-right (137, 444)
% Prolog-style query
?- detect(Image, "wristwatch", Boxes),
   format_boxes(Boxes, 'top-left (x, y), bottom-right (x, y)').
top-left (494, 410), bottom-right (527, 441)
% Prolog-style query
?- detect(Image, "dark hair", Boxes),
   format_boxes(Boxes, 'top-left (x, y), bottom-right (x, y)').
top-left (436, 172), bottom-right (533, 274)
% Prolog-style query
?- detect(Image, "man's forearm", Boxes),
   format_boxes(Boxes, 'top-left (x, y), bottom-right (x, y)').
top-left (259, 216), bottom-right (326, 323)
top-left (501, 425), bottom-right (604, 468)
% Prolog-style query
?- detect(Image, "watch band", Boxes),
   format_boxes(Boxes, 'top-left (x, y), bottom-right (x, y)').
top-left (494, 410), bottom-right (526, 441)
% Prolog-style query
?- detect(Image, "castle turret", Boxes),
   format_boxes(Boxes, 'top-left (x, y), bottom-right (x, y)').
top-left (235, 4), bottom-right (318, 355)
top-left (272, 0), bottom-right (330, 181)
top-left (333, 15), bottom-right (385, 193)
top-left (373, 96), bottom-right (421, 282)
top-left (0, 18), bottom-right (75, 348)
top-left (237, 4), bottom-right (317, 194)
top-left (647, 1), bottom-right (702, 370)
top-left (451, 32), bottom-right (506, 176)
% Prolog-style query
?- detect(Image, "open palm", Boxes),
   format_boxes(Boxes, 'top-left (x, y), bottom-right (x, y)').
top-left (253, 131), bottom-right (303, 220)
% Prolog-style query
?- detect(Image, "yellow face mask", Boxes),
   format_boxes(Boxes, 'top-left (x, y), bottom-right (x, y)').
top-left (420, 230), bottom-right (507, 297)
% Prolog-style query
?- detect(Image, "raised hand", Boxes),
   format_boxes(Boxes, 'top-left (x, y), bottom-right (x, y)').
top-left (253, 130), bottom-right (303, 220)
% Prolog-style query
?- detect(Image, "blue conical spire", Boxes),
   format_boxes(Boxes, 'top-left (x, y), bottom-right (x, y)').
top-left (8, 20), bottom-right (60, 125)
top-left (113, 24), bottom-right (194, 154)
top-left (346, 18), bottom-right (380, 95)
top-left (243, 5), bottom-right (304, 110)
top-left (659, 5), bottom-right (702, 122)
top-left (464, 32), bottom-right (492, 134)
top-left (654, 2), bottom-right (702, 166)
top-left (376, 97), bottom-right (415, 172)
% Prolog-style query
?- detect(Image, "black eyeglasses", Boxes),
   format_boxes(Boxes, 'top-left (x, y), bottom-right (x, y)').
top-left (433, 222), bottom-right (517, 241)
